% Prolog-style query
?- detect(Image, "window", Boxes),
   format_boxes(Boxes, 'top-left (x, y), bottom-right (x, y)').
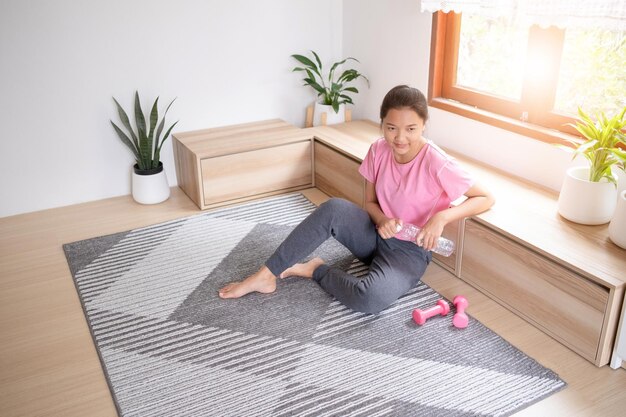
top-left (429, 12), bottom-right (626, 144)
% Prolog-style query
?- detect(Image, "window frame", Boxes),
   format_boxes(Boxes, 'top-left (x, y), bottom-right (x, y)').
top-left (428, 11), bottom-right (580, 145)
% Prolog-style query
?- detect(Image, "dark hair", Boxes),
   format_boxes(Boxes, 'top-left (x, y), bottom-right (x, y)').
top-left (379, 85), bottom-right (428, 123)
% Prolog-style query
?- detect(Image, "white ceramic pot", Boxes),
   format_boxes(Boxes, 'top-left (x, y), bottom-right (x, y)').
top-left (313, 102), bottom-right (345, 126)
top-left (609, 190), bottom-right (626, 249)
top-left (557, 166), bottom-right (617, 225)
top-left (131, 162), bottom-right (170, 204)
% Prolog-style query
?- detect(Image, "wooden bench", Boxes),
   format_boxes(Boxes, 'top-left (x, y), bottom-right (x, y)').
top-left (172, 120), bottom-right (314, 209)
top-left (310, 120), bottom-right (626, 367)
top-left (172, 118), bottom-right (626, 367)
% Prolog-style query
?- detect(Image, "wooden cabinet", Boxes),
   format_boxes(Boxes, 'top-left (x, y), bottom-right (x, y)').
top-left (172, 119), bottom-right (626, 366)
top-left (201, 141), bottom-right (311, 206)
top-left (173, 120), bottom-right (313, 209)
top-left (454, 150), bottom-right (626, 367)
top-left (313, 141), bottom-right (364, 207)
top-left (462, 219), bottom-right (609, 362)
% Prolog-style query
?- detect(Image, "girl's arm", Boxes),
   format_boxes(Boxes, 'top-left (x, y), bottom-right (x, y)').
top-left (364, 180), bottom-right (400, 239)
top-left (417, 182), bottom-right (495, 251)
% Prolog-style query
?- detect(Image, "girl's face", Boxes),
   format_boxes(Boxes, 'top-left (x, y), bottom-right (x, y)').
top-left (382, 107), bottom-right (426, 163)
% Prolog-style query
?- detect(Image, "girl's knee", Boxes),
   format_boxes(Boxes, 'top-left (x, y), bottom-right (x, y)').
top-left (316, 198), bottom-right (358, 227)
top-left (320, 197), bottom-right (352, 213)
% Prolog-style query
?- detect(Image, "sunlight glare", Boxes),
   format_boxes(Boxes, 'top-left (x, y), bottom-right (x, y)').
top-left (525, 45), bottom-right (553, 86)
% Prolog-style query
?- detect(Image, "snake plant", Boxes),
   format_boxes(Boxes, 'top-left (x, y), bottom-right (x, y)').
top-left (291, 50), bottom-right (369, 113)
top-left (110, 91), bottom-right (178, 172)
top-left (559, 106), bottom-right (626, 185)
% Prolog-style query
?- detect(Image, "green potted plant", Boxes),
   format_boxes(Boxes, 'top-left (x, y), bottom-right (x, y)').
top-left (557, 106), bottom-right (626, 225)
top-left (291, 50), bottom-right (369, 126)
top-left (111, 91), bottom-right (178, 204)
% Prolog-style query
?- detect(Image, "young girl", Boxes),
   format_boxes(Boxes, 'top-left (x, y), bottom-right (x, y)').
top-left (219, 85), bottom-right (494, 314)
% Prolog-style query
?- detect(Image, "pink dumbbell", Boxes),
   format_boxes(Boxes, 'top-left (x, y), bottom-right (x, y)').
top-left (452, 295), bottom-right (469, 328)
top-left (412, 299), bottom-right (450, 325)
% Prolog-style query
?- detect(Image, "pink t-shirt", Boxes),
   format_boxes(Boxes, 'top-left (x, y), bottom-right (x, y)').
top-left (358, 138), bottom-right (473, 231)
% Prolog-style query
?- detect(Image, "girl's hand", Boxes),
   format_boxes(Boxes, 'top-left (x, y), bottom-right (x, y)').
top-left (416, 214), bottom-right (446, 251)
top-left (377, 217), bottom-right (402, 239)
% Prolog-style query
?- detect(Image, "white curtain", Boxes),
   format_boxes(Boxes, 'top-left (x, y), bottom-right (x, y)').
top-left (420, 0), bottom-right (626, 31)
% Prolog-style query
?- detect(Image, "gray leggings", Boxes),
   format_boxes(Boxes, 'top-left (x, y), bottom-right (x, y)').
top-left (265, 198), bottom-right (431, 314)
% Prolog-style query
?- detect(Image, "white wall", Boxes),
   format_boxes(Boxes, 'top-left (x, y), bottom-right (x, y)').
top-left (343, 0), bottom-right (626, 193)
top-left (0, 0), bottom-right (342, 217)
top-left (341, 0), bottom-right (431, 123)
top-left (3, 0), bottom-right (622, 218)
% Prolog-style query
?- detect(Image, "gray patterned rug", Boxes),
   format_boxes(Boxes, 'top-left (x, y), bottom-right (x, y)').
top-left (63, 193), bottom-right (565, 417)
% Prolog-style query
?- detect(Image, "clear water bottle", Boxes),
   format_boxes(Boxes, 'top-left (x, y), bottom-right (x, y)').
top-left (395, 223), bottom-right (455, 257)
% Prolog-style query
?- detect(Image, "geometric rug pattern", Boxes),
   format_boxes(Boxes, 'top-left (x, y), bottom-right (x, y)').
top-left (63, 193), bottom-right (565, 417)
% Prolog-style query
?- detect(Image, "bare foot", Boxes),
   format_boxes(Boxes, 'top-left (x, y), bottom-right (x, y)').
top-left (279, 257), bottom-right (325, 279)
top-left (218, 266), bottom-right (277, 299)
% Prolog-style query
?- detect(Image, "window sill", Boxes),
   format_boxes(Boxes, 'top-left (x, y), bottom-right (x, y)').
top-left (428, 97), bottom-right (578, 147)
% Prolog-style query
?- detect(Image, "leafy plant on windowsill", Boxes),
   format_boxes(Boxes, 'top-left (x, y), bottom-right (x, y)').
top-left (291, 50), bottom-right (369, 113)
top-left (110, 91), bottom-right (178, 172)
top-left (558, 106), bottom-right (626, 185)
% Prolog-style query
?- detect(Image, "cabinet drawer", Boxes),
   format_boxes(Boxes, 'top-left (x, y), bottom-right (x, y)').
top-left (314, 141), bottom-right (364, 206)
top-left (201, 141), bottom-right (312, 205)
top-left (462, 219), bottom-right (608, 362)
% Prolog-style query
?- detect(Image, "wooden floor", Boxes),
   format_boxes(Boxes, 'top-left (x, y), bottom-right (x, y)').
top-left (1, 187), bottom-right (625, 417)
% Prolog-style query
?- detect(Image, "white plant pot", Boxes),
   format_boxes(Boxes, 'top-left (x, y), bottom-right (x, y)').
top-left (131, 163), bottom-right (170, 205)
top-left (557, 166), bottom-right (617, 225)
top-left (313, 102), bottom-right (345, 126)
top-left (609, 190), bottom-right (626, 249)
